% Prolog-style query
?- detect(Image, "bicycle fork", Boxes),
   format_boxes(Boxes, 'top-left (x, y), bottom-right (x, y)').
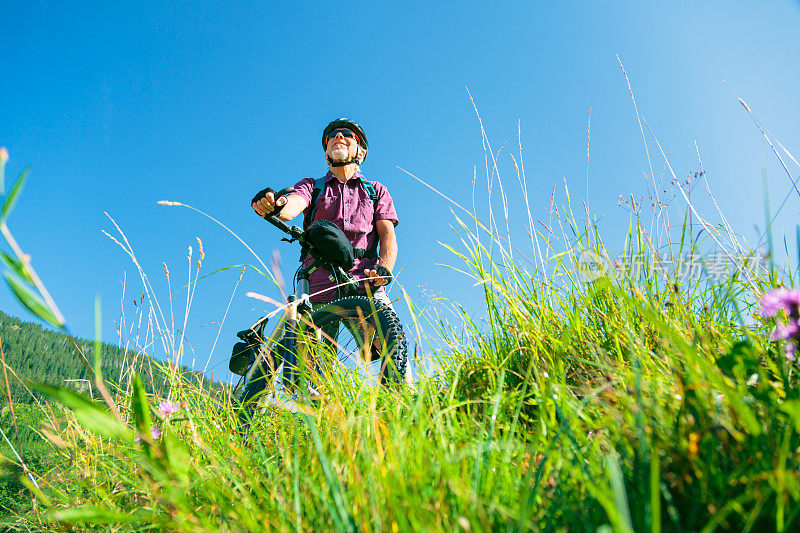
top-left (281, 295), bottom-right (300, 391)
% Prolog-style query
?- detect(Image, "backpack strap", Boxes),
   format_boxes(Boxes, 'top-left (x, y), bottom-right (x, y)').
top-left (302, 177), bottom-right (327, 230)
top-left (299, 177), bottom-right (326, 262)
top-left (358, 176), bottom-right (378, 202)
top-left (356, 177), bottom-right (379, 258)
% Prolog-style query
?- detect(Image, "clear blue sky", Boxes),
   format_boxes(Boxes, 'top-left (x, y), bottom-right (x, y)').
top-left (2, 1), bottom-right (799, 380)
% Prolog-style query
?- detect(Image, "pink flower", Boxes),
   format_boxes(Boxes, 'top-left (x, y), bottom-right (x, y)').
top-left (760, 288), bottom-right (800, 318)
top-left (786, 343), bottom-right (796, 362)
top-left (0, 147), bottom-right (8, 165)
top-left (134, 425), bottom-right (162, 442)
top-left (771, 320), bottom-right (800, 341)
top-left (761, 288), bottom-right (800, 363)
top-left (157, 400), bottom-right (182, 418)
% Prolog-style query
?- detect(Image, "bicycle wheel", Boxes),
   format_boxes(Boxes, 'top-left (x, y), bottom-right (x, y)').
top-left (308, 296), bottom-right (407, 384)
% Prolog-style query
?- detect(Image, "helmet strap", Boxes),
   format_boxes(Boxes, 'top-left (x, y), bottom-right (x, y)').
top-left (328, 158), bottom-right (356, 167)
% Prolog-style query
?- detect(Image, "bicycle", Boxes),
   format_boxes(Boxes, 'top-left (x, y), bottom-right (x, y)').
top-left (230, 187), bottom-right (408, 421)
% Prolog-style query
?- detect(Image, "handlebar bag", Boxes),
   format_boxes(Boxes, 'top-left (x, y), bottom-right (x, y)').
top-left (303, 220), bottom-right (355, 270)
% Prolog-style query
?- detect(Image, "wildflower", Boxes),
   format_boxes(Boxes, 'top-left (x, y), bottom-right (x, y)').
top-left (134, 425), bottom-right (162, 442)
top-left (760, 287), bottom-right (800, 361)
top-left (157, 399), bottom-right (182, 418)
top-left (746, 373), bottom-right (759, 387)
top-left (760, 288), bottom-right (800, 318)
top-left (771, 320), bottom-right (799, 341)
top-left (0, 147), bottom-right (8, 165)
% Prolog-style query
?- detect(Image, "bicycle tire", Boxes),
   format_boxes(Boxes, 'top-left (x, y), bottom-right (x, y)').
top-left (237, 345), bottom-right (280, 428)
top-left (309, 296), bottom-right (407, 384)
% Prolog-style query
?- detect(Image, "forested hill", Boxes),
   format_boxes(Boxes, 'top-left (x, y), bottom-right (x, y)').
top-left (0, 309), bottom-right (213, 404)
top-left (0, 309), bottom-right (219, 515)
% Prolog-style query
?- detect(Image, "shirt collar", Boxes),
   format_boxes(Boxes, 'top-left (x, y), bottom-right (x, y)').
top-left (325, 170), bottom-right (363, 184)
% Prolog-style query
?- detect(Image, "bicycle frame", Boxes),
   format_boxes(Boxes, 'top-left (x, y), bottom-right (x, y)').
top-left (240, 275), bottom-right (313, 394)
top-left (237, 196), bottom-right (370, 402)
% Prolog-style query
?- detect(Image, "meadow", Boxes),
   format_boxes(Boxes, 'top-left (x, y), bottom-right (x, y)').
top-left (0, 97), bottom-right (799, 532)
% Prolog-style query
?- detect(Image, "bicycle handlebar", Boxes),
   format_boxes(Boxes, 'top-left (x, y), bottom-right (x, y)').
top-left (259, 186), bottom-right (362, 295)
top-left (261, 213), bottom-right (303, 240)
top-left (260, 187), bottom-right (304, 240)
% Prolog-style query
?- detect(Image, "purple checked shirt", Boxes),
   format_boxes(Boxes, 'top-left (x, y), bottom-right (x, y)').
top-left (290, 171), bottom-right (399, 303)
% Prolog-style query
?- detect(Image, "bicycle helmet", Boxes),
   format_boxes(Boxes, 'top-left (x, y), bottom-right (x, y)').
top-left (322, 118), bottom-right (368, 166)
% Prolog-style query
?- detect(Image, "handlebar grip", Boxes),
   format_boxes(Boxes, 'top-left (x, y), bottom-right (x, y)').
top-left (275, 186), bottom-right (295, 199)
top-left (260, 186), bottom-right (302, 235)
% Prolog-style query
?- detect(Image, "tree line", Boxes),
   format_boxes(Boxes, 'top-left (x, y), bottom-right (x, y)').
top-left (0, 309), bottom-right (216, 517)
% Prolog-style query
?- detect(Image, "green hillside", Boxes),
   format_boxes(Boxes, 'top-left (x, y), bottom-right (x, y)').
top-left (0, 309), bottom-right (214, 517)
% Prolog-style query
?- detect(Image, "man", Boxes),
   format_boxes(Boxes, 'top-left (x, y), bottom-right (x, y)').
top-left (251, 118), bottom-right (399, 308)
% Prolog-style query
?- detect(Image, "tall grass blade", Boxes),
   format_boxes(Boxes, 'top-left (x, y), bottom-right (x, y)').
top-left (650, 447), bottom-right (661, 533)
top-left (0, 168), bottom-right (29, 222)
top-left (94, 295), bottom-right (104, 382)
top-left (3, 272), bottom-right (62, 327)
top-left (32, 383), bottom-right (132, 441)
top-left (606, 452), bottom-right (634, 533)
top-left (298, 412), bottom-right (354, 532)
top-left (0, 251), bottom-right (33, 284)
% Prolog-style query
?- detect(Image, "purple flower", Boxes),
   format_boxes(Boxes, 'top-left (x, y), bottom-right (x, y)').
top-left (771, 320), bottom-right (800, 341)
top-left (787, 343), bottom-right (797, 362)
top-left (157, 400), bottom-right (182, 418)
top-left (761, 288), bottom-right (800, 363)
top-left (760, 288), bottom-right (800, 317)
top-left (134, 425), bottom-right (162, 442)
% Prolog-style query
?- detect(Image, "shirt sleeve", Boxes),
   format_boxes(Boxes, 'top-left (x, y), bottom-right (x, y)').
top-left (289, 177), bottom-right (315, 210)
top-left (373, 181), bottom-right (399, 227)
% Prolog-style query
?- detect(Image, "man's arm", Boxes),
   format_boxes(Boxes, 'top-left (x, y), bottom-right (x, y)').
top-left (276, 194), bottom-right (308, 221)
top-left (375, 219), bottom-right (397, 271)
top-left (364, 219), bottom-right (397, 286)
top-left (252, 191), bottom-right (308, 221)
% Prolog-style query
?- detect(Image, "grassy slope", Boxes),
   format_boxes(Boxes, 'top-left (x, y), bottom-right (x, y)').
top-left (1, 122), bottom-right (799, 529)
top-left (0, 309), bottom-right (216, 519)
top-left (4, 208), bottom-right (798, 532)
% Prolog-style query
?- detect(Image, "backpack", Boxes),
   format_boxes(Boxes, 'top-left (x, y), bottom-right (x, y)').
top-left (300, 176), bottom-right (380, 263)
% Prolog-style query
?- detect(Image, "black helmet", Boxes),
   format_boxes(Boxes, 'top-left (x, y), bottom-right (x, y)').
top-left (322, 118), bottom-right (368, 166)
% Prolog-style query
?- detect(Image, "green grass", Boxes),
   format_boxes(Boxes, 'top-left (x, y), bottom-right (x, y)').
top-left (4, 208), bottom-right (798, 531)
top-left (2, 118), bottom-right (800, 531)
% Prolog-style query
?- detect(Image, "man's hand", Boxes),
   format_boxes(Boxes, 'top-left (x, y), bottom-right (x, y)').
top-left (364, 264), bottom-right (392, 287)
top-left (251, 187), bottom-right (287, 217)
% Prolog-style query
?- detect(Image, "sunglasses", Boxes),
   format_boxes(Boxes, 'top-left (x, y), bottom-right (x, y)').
top-left (326, 129), bottom-right (359, 143)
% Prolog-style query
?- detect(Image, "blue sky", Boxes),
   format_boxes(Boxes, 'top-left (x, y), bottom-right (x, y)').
top-left (2, 1), bottom-right (799, 380)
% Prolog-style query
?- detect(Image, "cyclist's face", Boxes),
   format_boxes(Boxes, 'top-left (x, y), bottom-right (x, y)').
top-left (325, 131), bottom-right (362, 163)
